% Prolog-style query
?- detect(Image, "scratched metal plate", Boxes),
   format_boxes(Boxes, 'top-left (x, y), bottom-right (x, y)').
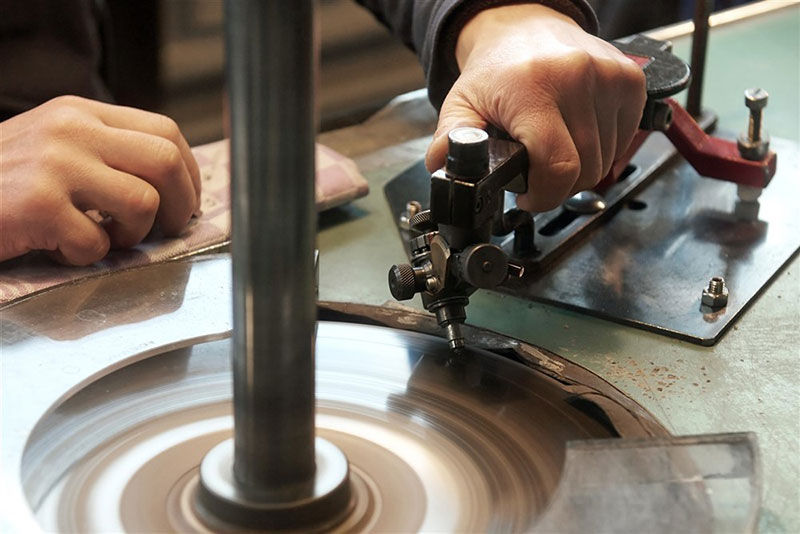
top-left (384, 136), bottom-right (799, 346)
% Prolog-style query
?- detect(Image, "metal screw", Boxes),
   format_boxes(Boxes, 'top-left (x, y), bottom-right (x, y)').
top-left (507, 263), bottom-right (525, 279)
top-left (737, 88), bottom-right (770, 161)
top-left (399, 200), bottom-right (422, 231)
top-left (744, 88), bottom-right (768, 142)
top-left (701, 276), bottom-right (729, 308)
top-left (425, 276), bottom-right (441, 293)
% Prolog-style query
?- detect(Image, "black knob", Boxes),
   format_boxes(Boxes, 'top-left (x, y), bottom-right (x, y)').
top-left (459, 243), bottom-right (508, 289)
top-left (388, 263), bottom-right (417, 300)
top-left (409, 210), bottom-right (436, 234)
top-left (446, 127), bottom-right (489, 178)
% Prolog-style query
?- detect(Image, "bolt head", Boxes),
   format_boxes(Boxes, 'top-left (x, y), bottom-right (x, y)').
top-left (744, 88), bottom-right (768, 110)
top-left (701, 287), bottom-right (729, 308)
top-left (405, 201), bottom-right (421, 217)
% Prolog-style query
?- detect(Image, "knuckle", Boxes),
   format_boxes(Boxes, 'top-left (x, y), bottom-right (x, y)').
top-left (48, 94), bottom-right (84, 109)
top-left (564, 49), bottom-right (594, 75)
top-left (620, 60), bottom-right (646, 93)
top-left (37, 143), bottom-right (66, 169)
top-left (155, 114), bottom-right (182, 142)
top-left (596, 55), bottom-right (624, 84)
top-left (125, 185), bottom-right (160, 219)
top-left (43, 106), bottom-right (84, 136)
top-left (152, 139), bottom-right (184, 174)
top-left (69, 230), bottom-right (110, 265)
top-left (85, 234), bottom-right (111, 261)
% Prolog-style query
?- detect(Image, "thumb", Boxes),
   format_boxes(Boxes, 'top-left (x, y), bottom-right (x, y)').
top-left (425, 97), bottom-right (488, 172)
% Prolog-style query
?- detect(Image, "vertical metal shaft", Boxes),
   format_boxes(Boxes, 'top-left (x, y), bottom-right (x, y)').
top-left (686, 0), bottom-right (712, 117)
top-left (226, 0), bottom-right (317, 501)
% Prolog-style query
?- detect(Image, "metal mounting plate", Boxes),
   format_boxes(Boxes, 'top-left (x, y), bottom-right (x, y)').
top-left (384, 135), bottom-right (799, 346)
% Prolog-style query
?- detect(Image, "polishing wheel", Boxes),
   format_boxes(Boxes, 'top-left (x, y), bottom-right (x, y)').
top-left (21, 319), bottom-right (663, 533)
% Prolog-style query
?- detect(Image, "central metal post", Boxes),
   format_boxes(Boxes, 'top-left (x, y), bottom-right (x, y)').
top-left (195, 2), bottom-right (352, 530)
top-left (228, 0), bottom-right (317, 500)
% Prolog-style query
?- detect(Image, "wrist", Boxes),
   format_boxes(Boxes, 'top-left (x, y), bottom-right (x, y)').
top-left (455, 4), bottom-right (581, 70)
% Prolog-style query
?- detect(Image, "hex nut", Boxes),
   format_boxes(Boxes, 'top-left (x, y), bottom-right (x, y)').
top-left (737, 132), bottom-right (770, 161)
top-left (701, 287), bottom-right (729, 308)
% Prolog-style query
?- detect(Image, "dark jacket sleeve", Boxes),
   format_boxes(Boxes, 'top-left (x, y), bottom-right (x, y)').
top-left (0, 0), bottom-right (112, 120)
top-left (355, 0), bottom-right (598, 111)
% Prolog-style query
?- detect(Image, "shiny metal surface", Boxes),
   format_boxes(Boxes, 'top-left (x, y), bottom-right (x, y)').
top-left (385, 135), bottom-right (799, 345)
top-left (1, 255), bottom-right (669, 533)
top-left (563, 191), bottom-right (607, 214)
top-left (1, 257), bottom-right (232, 533)
top-left (384, 113), bottom-right (718, 276)
top-left (23, 322), bottom-right (646, 533)
top-left (225, 0), bottom-right (320, 500)
top-left (509, 136), bottom-right (800, 345)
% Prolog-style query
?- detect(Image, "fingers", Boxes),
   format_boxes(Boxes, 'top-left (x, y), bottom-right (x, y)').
top-left (559, 95), bottom-right (603, 197)
top-left (50, 208), bottom-right (111, 266)
top-left (53, 96), bottom-right (202, 210)
top-left (594, 89), bottom-right (618, 179)
top-left (426, 91), bottom-right (488, 172)
top-left (513, 106), bottom-right (581, 212)
top-left (94, 126), bottom-right (196, 236)
top-left (71, 165), bottom-right (160, 248)
top-left (615, 62), bottom-right (647, 158)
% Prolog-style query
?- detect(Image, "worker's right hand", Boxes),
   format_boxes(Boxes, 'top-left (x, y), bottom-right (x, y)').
top-left (0, 95), bottom-right (201, 265)
top-left (426, 4), bottom-right (646, 212)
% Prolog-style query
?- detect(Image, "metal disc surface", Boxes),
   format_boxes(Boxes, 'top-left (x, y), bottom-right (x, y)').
top-left (25, 321), bottom-right (623, 532)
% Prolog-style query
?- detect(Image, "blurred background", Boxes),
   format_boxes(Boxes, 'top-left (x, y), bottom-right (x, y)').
top-left (105, 0), bottom-right (752, 146)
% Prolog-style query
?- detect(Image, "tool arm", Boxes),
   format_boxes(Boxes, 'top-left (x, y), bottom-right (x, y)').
top-left (389, 34), bottom-right (779, 352)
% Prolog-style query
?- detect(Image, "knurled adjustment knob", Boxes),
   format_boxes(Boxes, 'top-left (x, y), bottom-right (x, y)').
top-left (388, 263), bottom-right (417, 300)
top-left (409, 210), bottom-right (436, 234)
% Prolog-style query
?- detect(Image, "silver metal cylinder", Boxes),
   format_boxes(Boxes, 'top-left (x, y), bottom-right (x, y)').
top-left (226, 0), bottom-right (317, 501)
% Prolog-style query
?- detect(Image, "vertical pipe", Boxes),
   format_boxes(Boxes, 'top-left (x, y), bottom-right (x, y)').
top-left (225, 0), bottom-right (317, 501)
top-left (686, 0), bottom-right (712, 117)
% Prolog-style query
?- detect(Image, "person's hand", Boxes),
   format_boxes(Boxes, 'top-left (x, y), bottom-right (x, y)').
top-left (426, 4), bottom-right (646, 212)
top-left (0, 96), bottom-right (201, 265)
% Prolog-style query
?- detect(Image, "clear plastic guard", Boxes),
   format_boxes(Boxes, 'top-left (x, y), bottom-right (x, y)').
top-left (532, 432), bottom-right (761, 533)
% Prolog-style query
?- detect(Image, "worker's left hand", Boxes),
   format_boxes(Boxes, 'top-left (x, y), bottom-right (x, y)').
top-left (425, 4), bottom-right (646, 212)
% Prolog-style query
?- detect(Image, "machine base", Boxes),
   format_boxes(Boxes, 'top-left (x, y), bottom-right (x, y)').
top-left (385, 135), bottom-right (799, 345)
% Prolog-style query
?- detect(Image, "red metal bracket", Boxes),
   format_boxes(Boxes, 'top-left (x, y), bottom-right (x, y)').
top-left (664, 98), bottom-right (777, 188)
top-left (599, 99), bottom-right (777, 189)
